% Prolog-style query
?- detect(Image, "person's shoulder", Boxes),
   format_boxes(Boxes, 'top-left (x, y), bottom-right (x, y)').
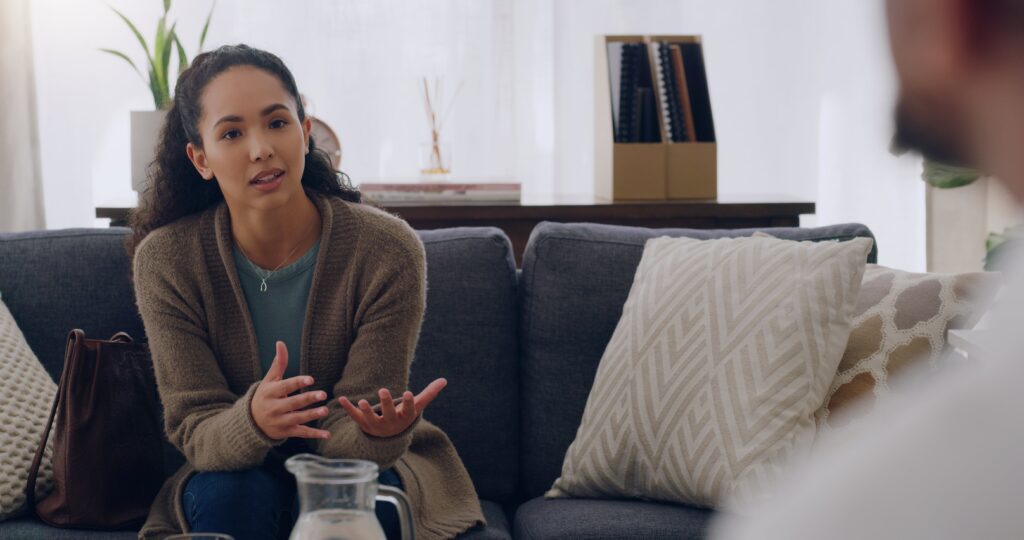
top-left (133, 211), bottom-right (207, 273)
top-left (334, 199), bottom-right (423, 257)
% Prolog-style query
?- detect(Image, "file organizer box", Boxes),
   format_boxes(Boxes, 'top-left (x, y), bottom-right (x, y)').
top-left (595, 35), bottom-right (717, 201)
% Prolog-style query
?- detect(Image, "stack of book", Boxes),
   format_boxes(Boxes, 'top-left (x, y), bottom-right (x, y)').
top-left (359, 181), bottom-right (521, 203)
top-left (595, 35), bottom-right (717, 201)
top-left (608, 39), bottom-right (714, 144)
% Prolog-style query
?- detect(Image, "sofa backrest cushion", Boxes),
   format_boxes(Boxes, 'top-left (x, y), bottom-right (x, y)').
top-left (0, 225), bottom-right (521, 502)
top-left (0, 229), bottom-right (146, 381)
top-left (517, 221), bottom-right (877, 499)
top-left (413, 227), bottom-right (520, 502)
top-left (0, 229), bottom-right (187, 478)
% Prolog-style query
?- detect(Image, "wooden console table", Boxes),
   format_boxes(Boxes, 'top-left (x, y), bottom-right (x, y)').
top-left (97, 194), bottom-right (815, 265)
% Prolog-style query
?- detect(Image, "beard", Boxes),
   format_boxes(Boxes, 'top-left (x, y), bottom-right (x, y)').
top-left (892, 95), bottom-right (975, 168)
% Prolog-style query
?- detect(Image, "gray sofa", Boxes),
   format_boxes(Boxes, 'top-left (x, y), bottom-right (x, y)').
top-left (0, 220), bottom-right (876, 540)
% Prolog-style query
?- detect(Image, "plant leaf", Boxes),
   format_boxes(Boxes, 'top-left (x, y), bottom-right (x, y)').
top-left (99, 48), bottom-right (145, 81)
top-left (922, 160), bottom-right (982, 189)
top-left (199, 0), bottom-right (216, 51)
top-left (163, 0), bottom-right (171, 13)
top-left (161, 22), bottom-right (176, 78)
top-left (987, 231), bottom-right (1007, 254)
top-left (148, 64), bottom-right (163, 109)
top-left (153, 16), bottom-right (169, 108)
top-left (109, 6), bottom-right (152, 59)
top-left (985, 223), bottom-right (1024, 270)
top-left (109, 5), bottom-right (162, 107)
top-left (163, 24), bottom-right (182, 100)
top-left (173, 33), bottom-right (188, 77)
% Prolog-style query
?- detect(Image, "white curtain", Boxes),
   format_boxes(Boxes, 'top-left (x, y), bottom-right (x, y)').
top-left (0, 0), bottom-right (45, 232)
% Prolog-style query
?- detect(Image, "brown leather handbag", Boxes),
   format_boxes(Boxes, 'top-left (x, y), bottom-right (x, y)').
top-left (25, 329), bottom-right (165, 529)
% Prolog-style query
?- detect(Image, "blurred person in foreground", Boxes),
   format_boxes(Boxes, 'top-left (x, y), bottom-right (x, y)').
top-left (712, 0), bottom-right (1024, 538)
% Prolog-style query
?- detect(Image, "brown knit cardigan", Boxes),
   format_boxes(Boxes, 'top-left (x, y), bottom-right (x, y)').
top-left (132, 192), bottom-right (484, 539)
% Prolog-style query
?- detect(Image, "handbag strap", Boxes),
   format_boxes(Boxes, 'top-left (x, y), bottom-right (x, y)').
top-left (25, 329), bottom-right (85, 510)
top-left (109, 332), bottom-right (133, 343)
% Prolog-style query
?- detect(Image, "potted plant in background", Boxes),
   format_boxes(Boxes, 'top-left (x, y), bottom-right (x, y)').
top-left (101, 0), bottom-right (215, 194)
top-left (922, 160), bottom-right (982, 189)
top-left (922, 160), bottom-right (1020, 271)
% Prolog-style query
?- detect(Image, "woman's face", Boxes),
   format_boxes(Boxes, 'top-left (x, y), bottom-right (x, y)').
top-left (186, 65), bottom-right (312, 211)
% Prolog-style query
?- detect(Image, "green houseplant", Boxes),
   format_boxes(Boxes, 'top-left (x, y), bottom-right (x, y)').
top-left (101, 0), bottom-right (215, 109)
top-left (101, 0), bottom-right (215, 193)
top-left (922, 160), bottom-right (982, 189)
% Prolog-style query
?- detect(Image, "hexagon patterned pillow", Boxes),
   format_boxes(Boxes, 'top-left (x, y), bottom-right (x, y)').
top-left (817, 264), bottom-right (1000, 429)
top-left (0, 295), bottom-right (56, 520)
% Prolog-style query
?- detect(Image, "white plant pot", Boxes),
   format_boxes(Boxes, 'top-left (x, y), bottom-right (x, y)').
top-left (926, 181), bottom-right (987, 273)
top-left (927, 178), bottom-right (1022, 273)
top-left (131, 110), bottom-right (167, 194)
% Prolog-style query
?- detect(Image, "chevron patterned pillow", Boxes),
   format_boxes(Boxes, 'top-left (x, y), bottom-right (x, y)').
top-left (547, 234), bottom-right (872, 510)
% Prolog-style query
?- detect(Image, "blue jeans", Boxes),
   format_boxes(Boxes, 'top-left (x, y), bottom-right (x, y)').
top-left (183, 442), bottom-right (404, 540)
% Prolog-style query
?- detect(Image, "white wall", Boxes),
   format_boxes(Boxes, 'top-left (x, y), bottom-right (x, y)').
top-left (31, 0), bottom-right (164, 228)
top-left (539, 0), bottom-right (925, 270)
top-left (30, 0), bottom-right (926, 271)
top-left (31, 0), bottom-right (516, 224)
top-left (804, 1), bottom-right (926, 272)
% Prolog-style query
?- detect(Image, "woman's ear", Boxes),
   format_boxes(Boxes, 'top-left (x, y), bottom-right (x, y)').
top-left (186, 142), bottom-right (215, 180)
top-left (302, 117), bottom-right (312, 155)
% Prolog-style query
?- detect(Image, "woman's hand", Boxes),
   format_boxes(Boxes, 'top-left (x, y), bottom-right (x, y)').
top-left (251, 341), bottom-right (331, 441)
top-left (337, 378), bottom-right (447, 438)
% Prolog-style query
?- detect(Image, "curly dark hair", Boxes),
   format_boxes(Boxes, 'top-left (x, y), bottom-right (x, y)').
top-left (125, 44), bottom-right (360, 260)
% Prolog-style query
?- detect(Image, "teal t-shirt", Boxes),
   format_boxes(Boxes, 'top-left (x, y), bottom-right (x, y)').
top-left (232, 240), bottom-right (320, 379)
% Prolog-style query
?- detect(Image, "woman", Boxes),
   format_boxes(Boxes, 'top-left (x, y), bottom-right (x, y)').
top-left (128, 44), bottom-right (484, 540)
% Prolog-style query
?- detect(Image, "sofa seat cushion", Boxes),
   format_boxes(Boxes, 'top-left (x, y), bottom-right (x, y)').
top-left (459, 499), bottom-right (513, 539)
top-left (0, 517), bottom-right (138, 539)
top-left (0, 499), bottom-right (511, 539)
top-left (513, 496), bottom-right (713, 540)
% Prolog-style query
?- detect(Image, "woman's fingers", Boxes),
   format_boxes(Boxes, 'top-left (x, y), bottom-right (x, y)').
top-left (262, 341), bottom-right (289, 383)
top-left (359, 399), bottom-right (386, 430)
top-left (283, 406), bottom-right (330, 426)
top-left (338, 397), bottom-right (372, 430)
top-left (338, 390), bottom-right (430, 438)
top-left (276, 375), bottom-right (315, 397)
top-left (358, 399), bottom-right (376, 421)
top-left (413, 378), bottom-right (448, 414)
top-left (399, 391), bottom-right (416, 417)
top-left (379, 389), bottom-right (397, 420)
top-left (338, 396), bottom-right (360, 416)
top-left (277, 390), bottom-right (327, 414)
top-left (285, 425), bottom-right (331, 440)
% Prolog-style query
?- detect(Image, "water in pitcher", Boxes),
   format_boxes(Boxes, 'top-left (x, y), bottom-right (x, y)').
top-left (289, 509), bottom-right (385, 540)
top-left (285, 453), bottom-right (413, 540)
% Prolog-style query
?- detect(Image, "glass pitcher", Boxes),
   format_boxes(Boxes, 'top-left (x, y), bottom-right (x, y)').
top-left (285, 454), bottom-right (415, 540)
